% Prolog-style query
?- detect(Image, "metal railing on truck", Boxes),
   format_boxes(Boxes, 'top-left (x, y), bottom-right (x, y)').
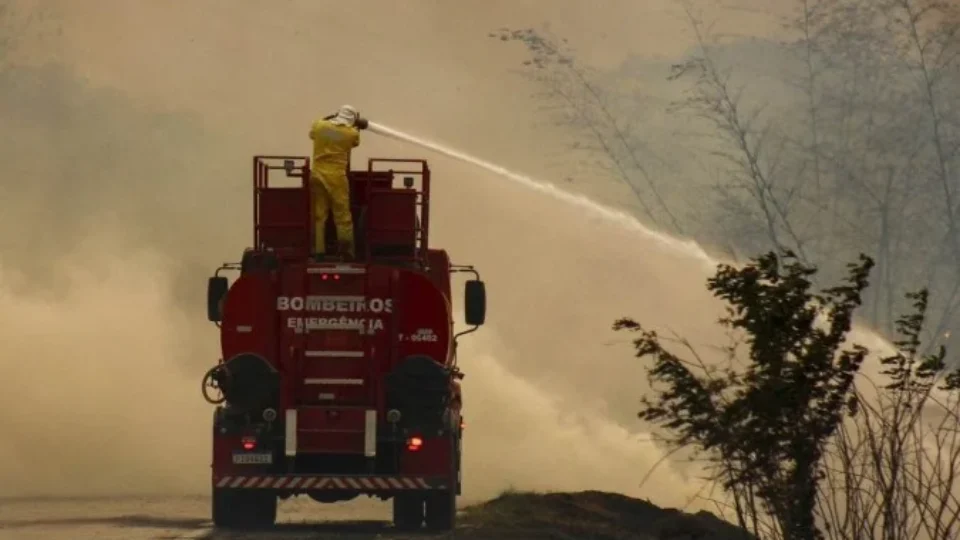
top-left (251, 155), bottom-right (432, 265)
top-left (363, 158), bottom-right (431, 264)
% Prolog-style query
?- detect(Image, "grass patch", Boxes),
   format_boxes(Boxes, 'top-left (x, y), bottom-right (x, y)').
top-left (456, 490), bottom-right (753, 540)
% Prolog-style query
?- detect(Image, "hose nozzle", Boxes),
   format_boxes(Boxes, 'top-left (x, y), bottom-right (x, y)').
top-left (321, 113), bottom-right (368, 130)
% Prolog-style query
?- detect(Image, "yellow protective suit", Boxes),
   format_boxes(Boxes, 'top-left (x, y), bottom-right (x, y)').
top-left (309, 116), bottom-right (360, 257)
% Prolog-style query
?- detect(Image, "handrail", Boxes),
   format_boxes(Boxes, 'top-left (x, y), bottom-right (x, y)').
top-left (252, 156), bottom-right (311, 255)
top-left (252, 155), bottom-right (430, 263)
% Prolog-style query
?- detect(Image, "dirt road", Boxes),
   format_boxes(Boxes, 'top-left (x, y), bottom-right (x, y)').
top-left (0, 495), bottom-right (423, 540)
top-left (0, 488), bottom-right (755, 540)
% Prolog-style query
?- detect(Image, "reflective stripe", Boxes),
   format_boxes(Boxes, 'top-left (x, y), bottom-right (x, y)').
top-left (364, 410), bottom-right (377, 458)
top-left (305, 350), bottom-right (364, 358)
top-left (214, 475), bottom-right (447, 490)
top-left (304, 378), bottom-right (364, 385)
top-left (285, 409), bottom-right (297, 457)
top-left (307, 266), bottom-right (366, 274)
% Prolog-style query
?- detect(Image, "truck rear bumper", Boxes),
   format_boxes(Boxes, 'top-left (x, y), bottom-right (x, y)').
top-left (213, 474), bottom-right (449, 492)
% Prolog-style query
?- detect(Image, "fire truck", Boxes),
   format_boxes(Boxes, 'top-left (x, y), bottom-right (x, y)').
top-left (202, 156), bottom-right (486, 531)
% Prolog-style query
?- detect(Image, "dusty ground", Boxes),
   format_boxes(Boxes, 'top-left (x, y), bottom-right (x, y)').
top-left (0, 491), bottom-right (751, 540)
top-left (0, 495), bottom-right (395, 540)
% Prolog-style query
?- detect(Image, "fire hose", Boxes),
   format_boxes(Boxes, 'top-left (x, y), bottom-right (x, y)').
top-left (201, 363), bottom-right (230, 405)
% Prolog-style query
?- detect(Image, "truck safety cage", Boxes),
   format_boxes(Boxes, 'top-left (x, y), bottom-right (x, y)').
top-left (251, 156), bottom-right (431, 264)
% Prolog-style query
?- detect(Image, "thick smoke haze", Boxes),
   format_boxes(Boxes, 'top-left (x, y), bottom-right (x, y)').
top-left (0, 0), bottom-right (895, 516)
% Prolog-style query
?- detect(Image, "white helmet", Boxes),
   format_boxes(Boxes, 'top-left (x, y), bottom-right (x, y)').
top-left (330, 104), bottom-right (358, 127)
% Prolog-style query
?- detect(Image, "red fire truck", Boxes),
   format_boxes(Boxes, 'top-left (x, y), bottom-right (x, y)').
top-left (202, 156), bottom-right (486, 531)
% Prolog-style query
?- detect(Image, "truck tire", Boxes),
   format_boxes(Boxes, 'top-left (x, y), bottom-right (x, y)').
top-left (424, 432), bottom-right (458, 531)
top-left (212, 488), bottom-right (277, 529)
top-left (392, 494), bottom-right (424, 531)
top-left (424, 488), bottom-right (456, 530)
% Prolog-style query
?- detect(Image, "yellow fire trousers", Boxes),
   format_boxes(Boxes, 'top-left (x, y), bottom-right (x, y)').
top-left (311, 171), bottom-right (354, 257)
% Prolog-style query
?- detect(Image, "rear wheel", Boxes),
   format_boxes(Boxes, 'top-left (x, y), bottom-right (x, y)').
top-left (212, 488), bottom-right (277, 529)
top-left (424, 488), bottom-right (456, 530)
top-left (425, 431), bottom-right (459, 531)
top-left (392, 494), bottom-right (424, 531)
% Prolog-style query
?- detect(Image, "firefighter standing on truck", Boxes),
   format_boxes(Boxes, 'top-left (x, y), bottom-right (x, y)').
top-left (309, 104), bottom-right (367, 259)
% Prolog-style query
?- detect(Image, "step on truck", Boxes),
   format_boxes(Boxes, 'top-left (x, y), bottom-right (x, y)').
top-left (202, 156), bottom-right (486, 531)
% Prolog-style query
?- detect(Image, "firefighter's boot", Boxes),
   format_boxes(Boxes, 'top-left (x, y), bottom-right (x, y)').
top-left (338, 240), bottom-right (356, 260)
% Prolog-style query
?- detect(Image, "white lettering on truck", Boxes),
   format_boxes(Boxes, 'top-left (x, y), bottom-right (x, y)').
top-left (277, 296), bottom-right (392, 335)
top-left (276, 296), bottom-right (393, 314)
top-left (286, 316), bottom-right (385, 335)
top-left (400, 328), bottom-right (439, 342)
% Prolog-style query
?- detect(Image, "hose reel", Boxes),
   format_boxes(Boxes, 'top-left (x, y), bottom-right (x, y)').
top-left (200, 354), bottom-right (280, 413)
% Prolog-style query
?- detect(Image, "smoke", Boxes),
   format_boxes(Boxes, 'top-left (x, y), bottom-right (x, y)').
top-left (0, 233), bottom-right (210, 496)
top-left (0, 33), bottom-right (239, 497)
top-left (0, 0), bottom-right (910, 516)
top-left (0, 58), bottom-right (724, 503)
top-left (456, 333), bottom-right (702, 508)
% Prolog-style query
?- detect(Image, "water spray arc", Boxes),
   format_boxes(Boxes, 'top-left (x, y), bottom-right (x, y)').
top-left (366, 121), bottom-right (715, 268)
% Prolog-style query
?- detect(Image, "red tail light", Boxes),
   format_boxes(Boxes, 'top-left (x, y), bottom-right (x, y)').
top-left (241, 436), bottom-right (257, 451)
top-left (406, 436), bottom-right (423, 452)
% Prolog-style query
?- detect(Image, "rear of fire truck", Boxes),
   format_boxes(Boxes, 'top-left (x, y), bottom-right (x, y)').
top-left (201, 156), bottom-right (486, 531)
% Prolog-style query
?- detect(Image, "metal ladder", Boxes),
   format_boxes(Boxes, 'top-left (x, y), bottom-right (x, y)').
top-left (289, 264), bottom-right (378, 459)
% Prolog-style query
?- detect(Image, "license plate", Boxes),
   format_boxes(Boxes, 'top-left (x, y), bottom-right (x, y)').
top-left (232, 452), bottom-right (273, 465)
